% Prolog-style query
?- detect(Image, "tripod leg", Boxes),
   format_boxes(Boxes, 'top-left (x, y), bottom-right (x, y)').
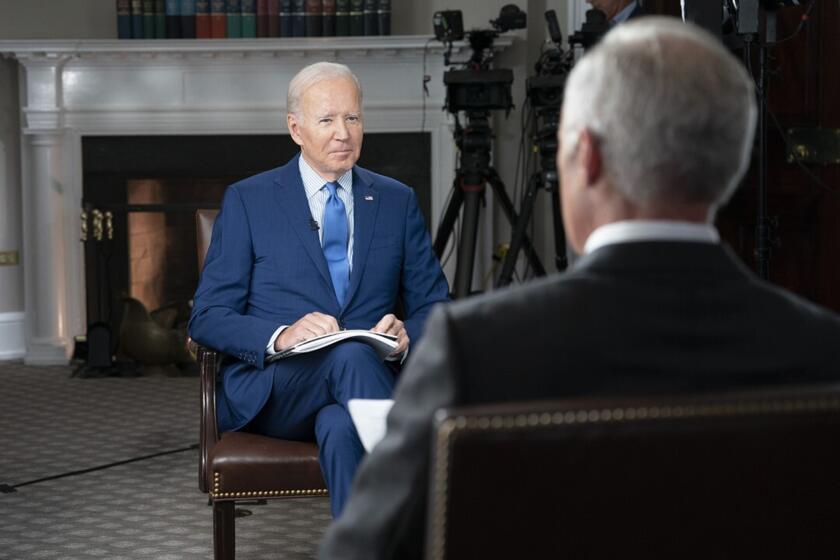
top-left (550, 184), bottom-right (568, 271)
top-left (453, 188), bottom-right (482, 298)
top-left (433, 183), bottom-right (465, 259)
top-left (487, 170), bottom-right (546, 277)
top-left (496, 173), bottom-right (542, 288)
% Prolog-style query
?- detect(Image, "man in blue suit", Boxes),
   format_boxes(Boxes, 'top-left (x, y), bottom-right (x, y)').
top-left (188, 61), bottom-right (450, 517)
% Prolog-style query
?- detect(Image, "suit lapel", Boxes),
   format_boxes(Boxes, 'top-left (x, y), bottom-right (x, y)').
top-left (344, 167), bottom-right (379, 311)
top-left (273, 157), bottom-right (334, 293)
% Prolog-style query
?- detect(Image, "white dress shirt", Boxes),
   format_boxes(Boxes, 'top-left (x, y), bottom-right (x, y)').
top-left (266, 156), bottom-right (355, 355)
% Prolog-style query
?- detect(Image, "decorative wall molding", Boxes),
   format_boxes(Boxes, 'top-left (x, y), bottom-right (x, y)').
top-left (0, 311), bottom-right (25, 361)
top-left (0, 36), bottom-right (511, 363)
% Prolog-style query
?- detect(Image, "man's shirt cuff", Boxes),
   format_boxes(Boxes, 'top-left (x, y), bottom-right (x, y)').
top-left (266, 325), bottom-right (288, 355)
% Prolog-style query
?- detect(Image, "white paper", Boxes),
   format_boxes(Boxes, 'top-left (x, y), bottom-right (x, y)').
top-left (348, 398), bottom-right (395, 453)
top-left (268, 329), bottom-right (398, 362)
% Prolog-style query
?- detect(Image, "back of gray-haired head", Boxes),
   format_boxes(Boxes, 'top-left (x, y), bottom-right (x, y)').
top-left (287, 61), bottom-right (363, 118)
top-left (561, 17), bottom-right (757, 210)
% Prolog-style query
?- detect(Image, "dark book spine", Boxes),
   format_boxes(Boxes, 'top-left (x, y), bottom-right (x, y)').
top-left (241, 0), bottom-right (256, 37)
top-left (131, 0), bottom-right (144, 37)
top-left (256, 0), bottom-right (268, 36)
top-left (349, 0), bottom-right (363, 36)
top-left (267, 0), bottom-right (279, 36)
top-left (143, 0), bottom-right (156, 38)
top-left (377, 0), bottom-right (389, 35)
top-left (180, 0), bottom-right (197, 37)
top-left (117, 0), bottom-right (132, 38)
top-left (280, 0), bottom-right (292, 37)
top-left (305, 0), bottom-right (322, 37)
top-left (196, 0), bottom-right (211, 37)
top-left (155, 0), bottom-right (167, 37)
top-left (335, 0), bottom-right (349, 36)
top-left (165, 0), bottom-right (181, 38)
top-left (322, 0), bottom-right (335, 36)
top-left (226, 0), bottom-right (242, 37)
top-left (292, 0), bottom-right (305, 37)
top-left (362, 0), bottom-right (377, 35)
top-left (210, 0), bottom-right (226, 37)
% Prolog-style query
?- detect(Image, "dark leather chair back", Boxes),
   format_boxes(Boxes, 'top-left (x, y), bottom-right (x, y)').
top-left (196, 208), bottom-right (220, 494)
top-left (427, 385), bottom-right (840, 560)
top-left (193, 209), bottom-right (327, 560)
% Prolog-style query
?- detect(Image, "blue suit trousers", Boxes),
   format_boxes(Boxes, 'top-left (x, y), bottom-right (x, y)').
top-left (246, 341), bottom-right (395, 516)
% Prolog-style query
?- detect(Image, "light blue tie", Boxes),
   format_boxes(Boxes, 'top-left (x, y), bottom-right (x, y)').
top-left (322, 181), bottom-right (350, 306)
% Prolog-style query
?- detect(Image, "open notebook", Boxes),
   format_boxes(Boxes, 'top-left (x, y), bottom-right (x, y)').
top-left (267, 330), bottom-right (398, 362)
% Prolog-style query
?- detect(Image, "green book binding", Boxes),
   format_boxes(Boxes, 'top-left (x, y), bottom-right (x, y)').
top-left (322, 0), bottom-right (335, 36)
top-left (349, 0), bottom-right (363, 36)
top-left (241, 0), bottom-right (257, 37)
top-left (143, 0), bottom-right (156, 38)
top-left (227, 0), bottom-right (242, 37)
top-left (155, 0), bottom-right (167, 38)
top-left (335, 0), bottom-right (349, 36)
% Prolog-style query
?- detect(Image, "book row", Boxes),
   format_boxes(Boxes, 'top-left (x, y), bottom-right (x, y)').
top-left (117, 0), bottom-right (392, 39)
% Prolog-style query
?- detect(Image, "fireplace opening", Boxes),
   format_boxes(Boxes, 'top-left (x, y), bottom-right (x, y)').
top-left (81, 133), bottom-right (431, 364)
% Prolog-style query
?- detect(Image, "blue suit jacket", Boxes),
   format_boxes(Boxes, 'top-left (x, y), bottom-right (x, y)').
top-left (189, 154), bottom-right (450, 431)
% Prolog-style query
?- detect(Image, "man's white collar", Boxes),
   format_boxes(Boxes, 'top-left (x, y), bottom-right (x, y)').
top-left (583, 220), bottom-right (719, 254)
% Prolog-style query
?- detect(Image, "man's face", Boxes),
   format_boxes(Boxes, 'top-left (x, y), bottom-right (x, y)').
top-left (288, 77), bottom-right (363, 181)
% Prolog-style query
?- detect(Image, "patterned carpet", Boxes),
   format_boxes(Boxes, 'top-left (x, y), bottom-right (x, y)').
top-left (0, 362), bottom-right (331, 560)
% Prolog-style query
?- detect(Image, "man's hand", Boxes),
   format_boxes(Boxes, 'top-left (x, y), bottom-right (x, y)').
top-left (275, 312), bottom-right (341, 352)
top-left (372, 313), bottom-right (409, 358)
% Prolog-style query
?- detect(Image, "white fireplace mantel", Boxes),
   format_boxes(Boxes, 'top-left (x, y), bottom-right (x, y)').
top-left (1, 36), bottom-right (510, 365)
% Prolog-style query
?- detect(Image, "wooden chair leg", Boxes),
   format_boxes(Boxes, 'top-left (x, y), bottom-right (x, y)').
top-left (213, 501), bottom-right (235, 560)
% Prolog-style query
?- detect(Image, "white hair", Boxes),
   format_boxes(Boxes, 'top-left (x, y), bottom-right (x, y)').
top-left (287, 61), bottom-right (362, 118)
top-left (561, 17), bottom-right (757, 209)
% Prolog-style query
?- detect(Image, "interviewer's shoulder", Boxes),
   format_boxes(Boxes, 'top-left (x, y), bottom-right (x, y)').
top-left (445, 273), bottom-right (582, 325)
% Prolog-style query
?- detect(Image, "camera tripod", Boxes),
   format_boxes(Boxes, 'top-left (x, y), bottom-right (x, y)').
top-left (433, 111), bottom-right (545, 298)
top-left (495, 166), bottom-right (567, 288)
top-left (496, 95), bottom-right (569, 287)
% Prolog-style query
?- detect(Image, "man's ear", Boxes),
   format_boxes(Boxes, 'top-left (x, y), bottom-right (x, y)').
top-left (287, 113), bottom-right (304, 147)
top-left (577, 128), bottom-right (603, 188)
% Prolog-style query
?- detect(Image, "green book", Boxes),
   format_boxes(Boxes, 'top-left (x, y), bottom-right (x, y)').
top-left (335, 0), bottom-right (349, 36)
top-left (227, 0), bottom-right (242, 37)
top-left (143, 0), bottom-right (156, 38)
top-left (241, 0), bottom-right (257, 37)
top-left (155, 0), bottom-right (166, 38)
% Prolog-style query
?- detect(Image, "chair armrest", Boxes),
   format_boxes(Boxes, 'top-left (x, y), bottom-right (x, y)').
top-left (198, 343), bottom-right (221, 494)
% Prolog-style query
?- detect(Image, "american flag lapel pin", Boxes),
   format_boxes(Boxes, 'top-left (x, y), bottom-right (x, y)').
top-left (364, 195), bottom-right (374, 201)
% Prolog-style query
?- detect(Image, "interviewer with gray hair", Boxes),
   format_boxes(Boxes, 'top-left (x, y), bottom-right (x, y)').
top-left (320, 18), bottom-right (840, 560)
top-left (561, 16), bottom-right (755, 223)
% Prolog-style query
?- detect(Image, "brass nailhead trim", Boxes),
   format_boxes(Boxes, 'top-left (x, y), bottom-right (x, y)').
top-left (209, 472), bottom-right (328, 500)
top-left (429, 395), bottom-right (840, 560)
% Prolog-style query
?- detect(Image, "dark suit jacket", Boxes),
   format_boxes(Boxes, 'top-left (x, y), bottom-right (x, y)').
top-left (188, 154), bottom-right (450, 431)
top-left (320, 240), bottom-right (840, 559)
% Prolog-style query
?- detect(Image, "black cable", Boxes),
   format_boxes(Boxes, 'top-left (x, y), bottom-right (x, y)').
top-left (1, 443), bottom-right (199, 493)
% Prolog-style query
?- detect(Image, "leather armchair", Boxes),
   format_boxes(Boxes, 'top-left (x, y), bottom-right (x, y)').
top-left (427, 384), bottom-right (840, 559)
top-left (195, 209), bottom-right (328, 560)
